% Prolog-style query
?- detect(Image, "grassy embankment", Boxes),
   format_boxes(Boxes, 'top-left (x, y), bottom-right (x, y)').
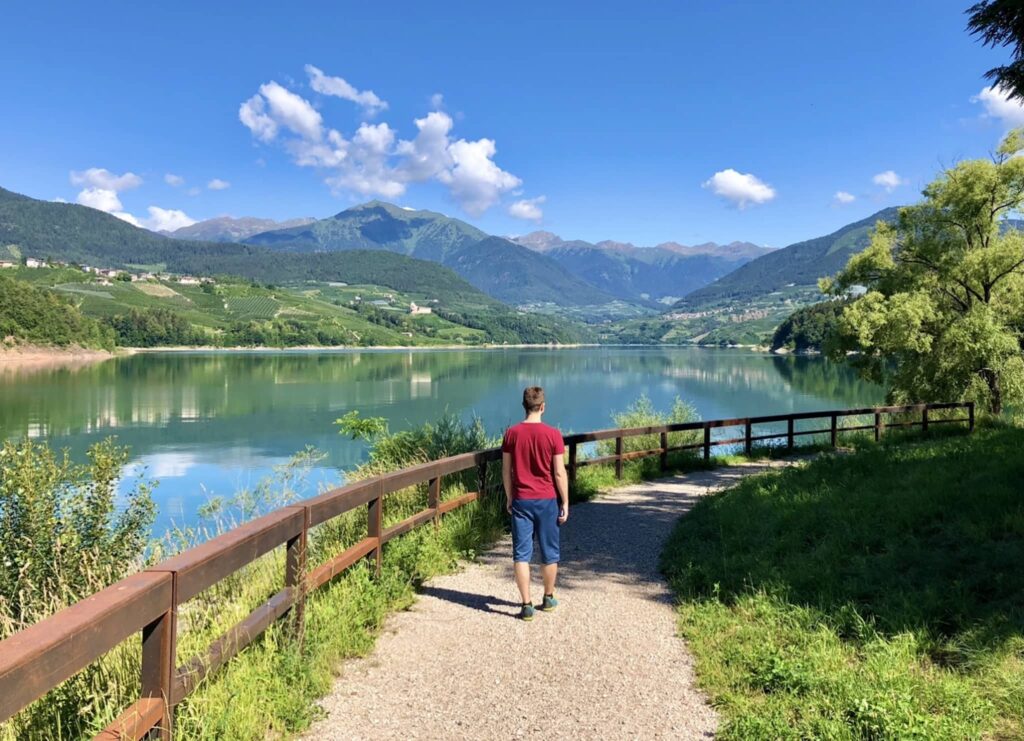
top-left (662, 421), bottom-right (1024, 739)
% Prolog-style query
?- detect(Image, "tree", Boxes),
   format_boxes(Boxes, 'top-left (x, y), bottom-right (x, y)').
top-left (968, 1), bottom-right (1024, 100)
top-left (824, 129), bottom-right (1024, 414)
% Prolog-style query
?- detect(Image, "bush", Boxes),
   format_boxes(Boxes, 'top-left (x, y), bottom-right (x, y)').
top-left (0, 438), bottom-right (154, 738)
top-left (597, 394), bottom-right (701, 455)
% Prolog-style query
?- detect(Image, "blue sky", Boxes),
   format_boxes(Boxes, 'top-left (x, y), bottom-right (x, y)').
top-left (0, 0), bottom-right (1020, 247)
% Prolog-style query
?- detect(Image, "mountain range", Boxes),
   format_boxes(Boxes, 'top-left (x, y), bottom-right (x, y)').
top-left (168, 216), bottom-right (316, 242)
top-left (510, 231), bottom-right (773, 304)
top-left (675, 207), bottom-right (899, 310)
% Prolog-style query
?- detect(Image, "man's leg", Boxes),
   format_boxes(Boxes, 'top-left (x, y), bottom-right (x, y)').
top-left (541, 562), bottom-right (557, 595)
top-left (514, 561), bottom-right (532, 604)
top-left (510, 501), bottom-right (535, 606)
top-left (538, 498), bottom-right (561, 609)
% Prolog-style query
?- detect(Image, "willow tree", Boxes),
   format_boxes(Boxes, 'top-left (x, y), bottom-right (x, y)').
top-left (824, 130), bottom-right (1024, 414)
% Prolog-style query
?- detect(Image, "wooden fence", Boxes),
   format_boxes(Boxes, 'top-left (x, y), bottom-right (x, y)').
top-left (0, 401), bottom-right (974, 739)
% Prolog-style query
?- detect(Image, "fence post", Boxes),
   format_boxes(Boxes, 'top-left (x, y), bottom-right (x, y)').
top-left (285, 508), bottom-right (308, 643)
top-left (659, 431), bottom-right (668, 472)
top-left (786, 417), bottom-right (794, 450)
top-left (614, 436), bottom-right (623, 480)
top-left (428, 475), bottom-right (441, 528)
top-left (830, 414), bottom-right (838, 448)
top-left (477, 458), bottom-right (489, 497)
top-left (703, 424), bottom-right (711, 463)
top-left (367, 480), bottom-right (383, 577)
top-left (922, 406), bottom-right (929, 435)
top-left (874, 412), bottom-right (882, 442)
top-left (968, 402), bottom-right (975, 432)
top-left (744, 420), bottom-right (752, 457)
top-left (568, 442), bottom-right (577, 492)
top-left (140, 575), bottom-right (176, 740)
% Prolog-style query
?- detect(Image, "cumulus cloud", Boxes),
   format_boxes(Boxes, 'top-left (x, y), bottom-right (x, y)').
top-left (69, 166), bottom-right (195, 231)
top-left (834, 191), bottom-right (856, 204)
top-left (70, 168), bottom-right (142, 192)
top-left (305, 64), bottom-right (388, 115)
top-left (77, 187), bottom-right (124, 212)
top-left (702, 169), bottom-right (776, 209)
top-left (239, 75), bottom-right (524, 216)
top-left (972, 84), bottom-right (1024, 127)
top-left (144, 206), bottom-right (197, 232)
top-left (873, 170), bottom-right (907, 192)
top-left (207, 178), bottom-right (230, 190)
top-left (509, 195), bottom-right (546, 221)
top-left (165, 173), bottom-right (185, 187)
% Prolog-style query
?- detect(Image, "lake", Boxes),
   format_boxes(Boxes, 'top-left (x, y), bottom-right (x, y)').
top-left (0, 347), bottom-right (881, 535)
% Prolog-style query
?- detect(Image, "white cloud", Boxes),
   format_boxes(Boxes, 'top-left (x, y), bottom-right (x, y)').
top-left (305, 64), bottom-right (388, 115)
top-left (430, 93), bottom-right (445, 110)
top-left (143, 206), bottom-right (197, 232)
top-left (972, 84), bottom-right (1024, 127)
top-left (239, 78), bottom-right (526, 216)
top-left (239, 94), bottom-right (279, 142)
top-left (444, 138), bottom-right (522, 216)
top-left (207, 178), bottom-right (231, 190)
top-left (186, 186), bottom-right (202, 196)
top-left (77, 187), bottom-right (124, 212)
top-left (52, 197), bottom-right (68, 203)
top-left (165, 173), bottom-right (185, 187)
top-left (113, 211), bottom-right (142, 227)
top-left (702, 169), bottom-right (776, 209)
top-left (70, 168), bottom-right (142, 192)
top-left (508, 195), bottom-right (546, 222)
top-left (834, 191), bottom-right (856, 204)
top-left (872, 170), bottom-right (907, 192)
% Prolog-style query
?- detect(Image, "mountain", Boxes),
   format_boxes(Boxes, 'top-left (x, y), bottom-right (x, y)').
top-left (510, 231), bottom-right (773, 304)
top-left (675, 208), bottom-right (900, 310)
top-left (169, 216), bottom-right (316, 242)
top-left (245, 201), bottom-right (617, 308)
top-left (0, 187), bottom-right (503, 307)
top-left (0, 186), bottom-right (584, 344)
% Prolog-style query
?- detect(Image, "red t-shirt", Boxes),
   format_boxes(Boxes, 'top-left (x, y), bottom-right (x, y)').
top-left (502, 422), bottom-right (565, 500)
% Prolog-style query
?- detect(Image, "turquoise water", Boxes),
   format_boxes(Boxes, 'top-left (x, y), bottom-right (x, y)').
top-left (0, 347), bottom-right (881, 534)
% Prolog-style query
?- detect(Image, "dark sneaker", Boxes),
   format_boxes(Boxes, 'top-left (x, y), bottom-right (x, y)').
top-left (541, 594), bottom-right (559, 612)
top-left (519, 603), bottom-right (535, 621)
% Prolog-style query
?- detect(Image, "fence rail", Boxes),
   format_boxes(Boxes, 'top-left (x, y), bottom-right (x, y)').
top-left (0, 401), bottom-right (974, 739)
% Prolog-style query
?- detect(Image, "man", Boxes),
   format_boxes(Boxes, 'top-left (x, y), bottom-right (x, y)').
top-left (502, 386), bottom-right (569, 621)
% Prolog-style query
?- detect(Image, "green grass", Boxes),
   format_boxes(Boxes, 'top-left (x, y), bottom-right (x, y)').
top-left (661, 423), bottom-right (1024, 739)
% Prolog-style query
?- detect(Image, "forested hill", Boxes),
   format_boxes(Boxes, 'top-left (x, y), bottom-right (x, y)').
top-left (0, 187), bottom-right (499, 305)
top-left (675, 208), bottom-right (899, 309)
top-left (244, 201), bottom-right (618, 308)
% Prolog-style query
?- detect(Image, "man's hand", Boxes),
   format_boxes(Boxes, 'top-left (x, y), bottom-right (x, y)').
top-left (506, 497), bottom-right (513, 514)
top-left (558, 504), bottom-right (569, 525)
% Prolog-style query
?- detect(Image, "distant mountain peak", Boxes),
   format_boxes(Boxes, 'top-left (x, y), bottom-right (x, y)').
top-left (169, 215), bottom-right (317, 243)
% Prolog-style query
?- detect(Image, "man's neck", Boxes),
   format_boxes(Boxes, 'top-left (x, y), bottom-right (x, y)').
top-left (523, 412), bottom-right (543, 424)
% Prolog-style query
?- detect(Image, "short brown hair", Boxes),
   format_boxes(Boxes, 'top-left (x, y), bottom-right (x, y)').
top-left (522, 386), bottom-right (545, 412)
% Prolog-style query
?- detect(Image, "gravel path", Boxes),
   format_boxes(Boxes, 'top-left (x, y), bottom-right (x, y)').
top-left (305, 463), bottom-right (783, 740)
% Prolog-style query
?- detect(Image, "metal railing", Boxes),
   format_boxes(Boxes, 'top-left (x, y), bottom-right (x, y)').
top-left (0, 401), bottom-right (974, 739)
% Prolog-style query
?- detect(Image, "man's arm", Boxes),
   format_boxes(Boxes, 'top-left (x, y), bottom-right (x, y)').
top-left (502, 452), bottom-right (513, 513)
top-left (553, 453), bottom-right (569, 524)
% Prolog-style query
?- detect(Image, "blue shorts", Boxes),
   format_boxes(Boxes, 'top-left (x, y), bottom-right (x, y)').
top-left (511, 498), bottom-right (560, 564)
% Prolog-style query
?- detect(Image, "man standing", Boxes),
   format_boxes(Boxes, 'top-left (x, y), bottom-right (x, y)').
top-left (502, 386), bottom-right (569, 621)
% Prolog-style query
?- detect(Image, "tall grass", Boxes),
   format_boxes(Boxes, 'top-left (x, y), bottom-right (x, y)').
top-left (661, 422), bottom-right (1024, 739)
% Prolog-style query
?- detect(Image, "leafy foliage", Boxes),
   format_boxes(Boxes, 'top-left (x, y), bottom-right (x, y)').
top-left (770, 299), bottom-right (851, 352)
top-left (0, 274), bottom-right (115, 349)
top-left (967, 0), bottom-right (1024, 100)
top-left (826, 129), bottom-right (1024, 413)
top-left (104, 307), bottom-right (206, 347)
top-left (597, 394), bottom-right (701, 454)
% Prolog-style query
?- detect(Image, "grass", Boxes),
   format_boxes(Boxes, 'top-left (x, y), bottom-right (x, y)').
top-left (661, 422), bottom-right (1024, 739)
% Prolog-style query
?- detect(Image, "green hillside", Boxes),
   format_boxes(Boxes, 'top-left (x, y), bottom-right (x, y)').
top-left (0, 274), bottom-right (115, 349)
top-left (676, 208), bottom-right (899, 310)
top-left (245, 201), bottom-right (620, 308)
top-left (0, 187), bottom-right (584, 345)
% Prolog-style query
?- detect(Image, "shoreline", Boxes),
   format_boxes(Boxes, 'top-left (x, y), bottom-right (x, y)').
top-left (0, 345), bottom-right (125, 372)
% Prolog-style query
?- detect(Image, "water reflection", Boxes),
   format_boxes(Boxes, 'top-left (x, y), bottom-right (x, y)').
top-left (0, 348), bottom-right (880, 533)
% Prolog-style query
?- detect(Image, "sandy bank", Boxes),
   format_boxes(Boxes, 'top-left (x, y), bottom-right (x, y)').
top-left (0, 345), bottom-right (123, 374)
